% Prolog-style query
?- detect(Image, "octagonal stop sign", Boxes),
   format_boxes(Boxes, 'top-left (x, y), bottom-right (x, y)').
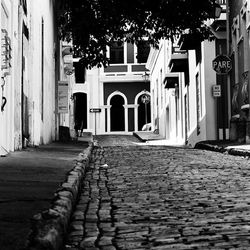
top-left (212, 55), bottom-right (232, 74)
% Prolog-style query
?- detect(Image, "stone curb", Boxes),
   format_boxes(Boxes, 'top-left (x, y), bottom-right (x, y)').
top-left (25, 141), bottom-right (94, 250)
top-left (227, 148), bottom-right (250, 157)
top-left (194, 142), bottom-right (250, 158)
top-left (194, 142), bottom-right (226, 153)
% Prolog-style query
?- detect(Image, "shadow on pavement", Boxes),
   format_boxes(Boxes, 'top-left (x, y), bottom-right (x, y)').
top-left (0, 140), bottom-right (89, 250)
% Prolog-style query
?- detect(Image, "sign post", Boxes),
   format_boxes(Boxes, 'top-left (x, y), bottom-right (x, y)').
top-left (90, 108), bottom-right (101, 135)
top-left (212, 54), bottom-right (232, 140)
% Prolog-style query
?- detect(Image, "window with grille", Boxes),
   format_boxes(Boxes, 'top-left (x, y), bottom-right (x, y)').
top-left (109, 43), bottom-right (124, 64)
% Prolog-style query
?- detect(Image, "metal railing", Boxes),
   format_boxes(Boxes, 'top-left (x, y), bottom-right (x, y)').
top-left (216, 0), bottom-right (226, 5)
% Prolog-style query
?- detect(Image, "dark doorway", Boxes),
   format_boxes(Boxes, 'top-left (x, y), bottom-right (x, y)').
top-left (21, 28), bottom-right (30, 146)
top-left (74, 93), bottom-right (87, 135)
top-left (110, 95), bottom-right (125, 131)
top-left (138, 94), bottom-right (151, 131)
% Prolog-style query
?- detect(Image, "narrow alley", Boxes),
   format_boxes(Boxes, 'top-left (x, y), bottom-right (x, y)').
top-left (65, 135), bottom-right (250, 250)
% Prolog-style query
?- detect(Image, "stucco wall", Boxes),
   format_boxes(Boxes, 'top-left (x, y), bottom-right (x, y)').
top-left (203, 40), bottom-right (217, 140)
top-left (186, 40), bottom-right (218, 146)
top-left (29, 0), bottom-right (57, 145)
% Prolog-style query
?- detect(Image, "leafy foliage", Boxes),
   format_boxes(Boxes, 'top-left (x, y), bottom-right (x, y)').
top-left (58, 0), bottom-right (216, 68)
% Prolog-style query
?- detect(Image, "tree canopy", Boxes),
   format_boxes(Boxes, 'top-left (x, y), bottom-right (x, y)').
top-left (58, 0), bottom-right (217, 68)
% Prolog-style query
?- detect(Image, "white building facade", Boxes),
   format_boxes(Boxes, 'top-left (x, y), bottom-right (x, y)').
top-left (146, 1), bottom-right (227, 146)
top-left (0, 0), bottom-right (61, 155)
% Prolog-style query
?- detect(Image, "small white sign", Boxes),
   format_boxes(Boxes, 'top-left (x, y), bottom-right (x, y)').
top-left (212, 85), bottom-right (221, 97)
top-left (58, 81), bottom-right (69, 113)
top-left (90, 108), bottom-right (101, 113)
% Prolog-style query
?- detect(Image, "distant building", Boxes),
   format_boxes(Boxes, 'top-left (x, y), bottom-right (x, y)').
top-left (70, 41), bottom-right (151, 135)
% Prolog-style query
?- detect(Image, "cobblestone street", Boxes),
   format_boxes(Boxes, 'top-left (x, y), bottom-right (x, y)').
top-left (65, 136), bottom-right (250, 249)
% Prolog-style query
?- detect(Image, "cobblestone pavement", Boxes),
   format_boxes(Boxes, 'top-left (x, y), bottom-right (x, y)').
top-left (94, 135), bottom-right (142, 146)
top-left (65, 136), bottom-right (250, 249)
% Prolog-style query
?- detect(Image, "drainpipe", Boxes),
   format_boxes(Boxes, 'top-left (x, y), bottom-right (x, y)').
top-left (226, 0), bottom-right (232, 141)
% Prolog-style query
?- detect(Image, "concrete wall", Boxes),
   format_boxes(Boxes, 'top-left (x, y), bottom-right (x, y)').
top-left (30, 0), bottom-right (56, 145)
top-left (186, 40), bottom-right (218, 146)
top-left (203, 40), bottom-right (217, 140)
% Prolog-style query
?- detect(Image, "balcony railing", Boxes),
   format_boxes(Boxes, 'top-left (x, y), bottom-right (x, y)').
top-left (216, 0), bottom-right (226, 5)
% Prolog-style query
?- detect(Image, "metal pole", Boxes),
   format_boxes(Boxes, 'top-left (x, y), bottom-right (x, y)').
top-left (226, 0), bottom-right (231, 120)
top-left (145, 103), bottom-right (147, 124)
top-left (94, 112), bottom-right (97, 135)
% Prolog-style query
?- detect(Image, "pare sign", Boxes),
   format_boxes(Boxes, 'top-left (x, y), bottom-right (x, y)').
top-left (212, 55), bottom-right (232, 74)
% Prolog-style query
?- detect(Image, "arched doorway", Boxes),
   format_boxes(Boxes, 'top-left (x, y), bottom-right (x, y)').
top-left (138, 93), bottom-right (151, 131)
top-left (110, 95), bottom-right (125, 131)
top-left (73, 92), bottom-right (87, 135)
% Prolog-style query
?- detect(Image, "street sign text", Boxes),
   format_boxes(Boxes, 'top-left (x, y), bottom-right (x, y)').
top-left (90, 108), bottom-right (101, 113)
top-left (212, 55), bottom-right (232, 74)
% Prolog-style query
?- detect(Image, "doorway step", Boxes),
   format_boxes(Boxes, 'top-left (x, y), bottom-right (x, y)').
top-left (133, 131), bottom-right (164, 142)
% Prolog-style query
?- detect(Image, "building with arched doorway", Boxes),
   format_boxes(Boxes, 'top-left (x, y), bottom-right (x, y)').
top-left (71, 41), bottom-right (151, 135)
top-left (100, 86), bottom-right (151, 134)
